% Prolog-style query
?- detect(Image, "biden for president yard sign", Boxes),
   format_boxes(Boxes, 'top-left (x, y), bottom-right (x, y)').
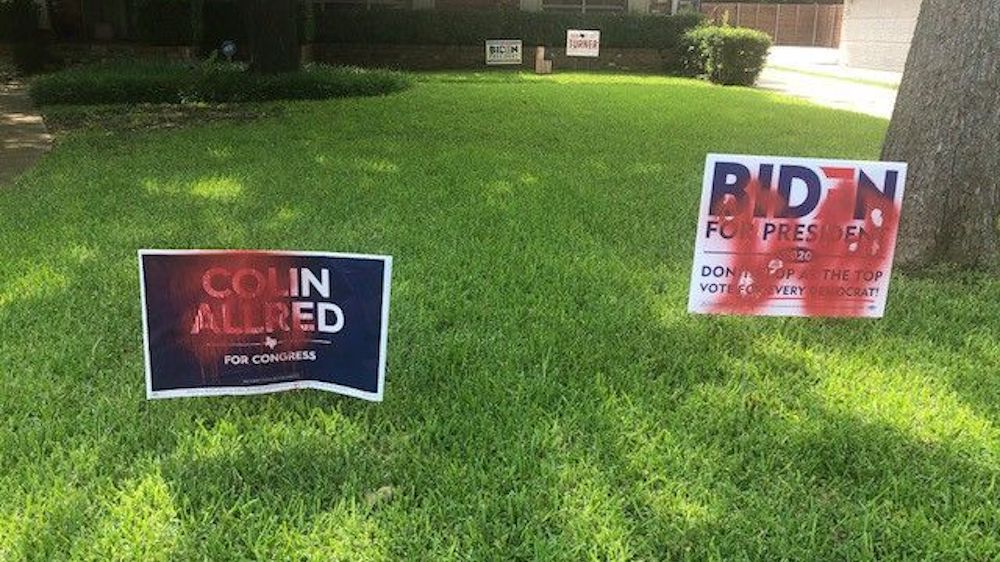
top-left (688, 154), bottom-right (907, 318)
top-left (139, 250), bottom-right (392, 401)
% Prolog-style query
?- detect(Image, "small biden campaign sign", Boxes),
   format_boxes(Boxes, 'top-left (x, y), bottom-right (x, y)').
top-left (486, 39), bottom-right (522, 65)
top-left (689, 154), bottom-right (907, 318)
top-left (139, 250), bottom-right (392, 401)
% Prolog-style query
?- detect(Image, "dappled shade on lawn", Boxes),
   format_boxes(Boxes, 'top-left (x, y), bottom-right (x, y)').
top-left (1, 73), bottom-right (997, 560)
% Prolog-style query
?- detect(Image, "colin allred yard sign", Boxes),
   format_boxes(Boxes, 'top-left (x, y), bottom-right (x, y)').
top-left (139, 250), bottom-right (391, 401)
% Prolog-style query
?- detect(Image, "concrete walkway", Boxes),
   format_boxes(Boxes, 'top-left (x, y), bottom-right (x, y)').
top-left (757, 47), bottom-right (901, 119)
top-left (1, 80), bottom-right (52, 187)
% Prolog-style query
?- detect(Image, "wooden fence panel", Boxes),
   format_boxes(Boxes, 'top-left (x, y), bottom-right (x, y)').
top-left (700, 3), bottom-right (843, 48)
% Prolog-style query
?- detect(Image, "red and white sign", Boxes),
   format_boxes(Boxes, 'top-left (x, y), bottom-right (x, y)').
top-left (566, 29), bottom-right (600, 57)
top-left (688, 154), bottom-right (907, 318)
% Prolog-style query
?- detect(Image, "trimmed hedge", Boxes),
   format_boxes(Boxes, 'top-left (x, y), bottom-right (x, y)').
top-left (681, 25), bottom-right (770, 86)
top-left (127, 0), bottom-right (309, 48)
top-left (29, 61), bottom-right (413, 105)
top-left (315, 10), bottom-right (703, 49)
top-left (89, 4), bottom-right (702, 52)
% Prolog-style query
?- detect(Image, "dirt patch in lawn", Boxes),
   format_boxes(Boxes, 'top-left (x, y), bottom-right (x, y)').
top-left (41, 102), bottom-right (285, 135)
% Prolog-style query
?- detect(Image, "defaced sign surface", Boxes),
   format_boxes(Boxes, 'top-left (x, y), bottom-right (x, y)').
top-left (688, 154), bottom-right (907, 318)
top-left (139, 250), bottom-right (391, 401)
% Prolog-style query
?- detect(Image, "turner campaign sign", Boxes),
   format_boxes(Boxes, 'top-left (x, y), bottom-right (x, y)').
top-left (688, 154), bottom-right (907, 318)
top-left (139, 250), bottom-right (392, 401)
top-left (566, 30), bottom-right (600, 57)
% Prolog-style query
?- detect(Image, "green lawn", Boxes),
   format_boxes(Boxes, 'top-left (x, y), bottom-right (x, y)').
top-left (767, 66), bottom-right (900, 90)
top-left (2, 72), bottom-right (998, 560)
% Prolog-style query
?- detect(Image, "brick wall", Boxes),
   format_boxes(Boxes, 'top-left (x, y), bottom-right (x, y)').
top-left (310, 43), bottom-right (676, 72)
top-left (434, 0), bottom-right (520, 9)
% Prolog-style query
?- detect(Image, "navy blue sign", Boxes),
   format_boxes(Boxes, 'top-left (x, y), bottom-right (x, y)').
top-left (139, 250), bottom-right (391, 401)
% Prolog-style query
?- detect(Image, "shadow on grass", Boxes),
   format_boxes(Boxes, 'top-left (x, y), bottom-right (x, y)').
top-left (571, 327), bottom-right (1000, 559)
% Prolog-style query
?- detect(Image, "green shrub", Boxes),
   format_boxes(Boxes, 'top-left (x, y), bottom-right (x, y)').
top-left (315, 9), bottom-right (702, 50)
top-left (29, 60), bottom-right (413, 105)
top-left (9, 40), bottom-right (51, 75)
top-left (0, 56), bottom-right (14, 81)
top-left (0, 0), bottom-right (53, 74)
top-left (130, 0), bottom-right (316, 51)
top-left (0, 0), bottom-right (36, 42)
top-left (199, 0), bottom-right (245, 55)
top-left (134, 0), bottom-right (194, 46)
top-left (680, 25), bottom-right (770, 86)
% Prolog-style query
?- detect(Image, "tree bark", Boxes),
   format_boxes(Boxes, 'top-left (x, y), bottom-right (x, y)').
top-left (881, 0), bottom-right (999, 270)
top-left (240, 0), bottom-right (300, 74)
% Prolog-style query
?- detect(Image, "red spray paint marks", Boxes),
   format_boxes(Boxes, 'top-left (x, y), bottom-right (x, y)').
top-left (697, 167), bottom-right (902, 318)
top-left (799, 176), bottom-right (900, 317)
top-left (167, 252), bottom-right (320, 382)
top-left (706, 177), bottom-right (788, 315)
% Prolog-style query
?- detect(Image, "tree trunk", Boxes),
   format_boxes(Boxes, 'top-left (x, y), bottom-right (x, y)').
top-left (881, 0), bottom-right (999, 270)
top-left (240, 0), bottom-right (300, 74)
